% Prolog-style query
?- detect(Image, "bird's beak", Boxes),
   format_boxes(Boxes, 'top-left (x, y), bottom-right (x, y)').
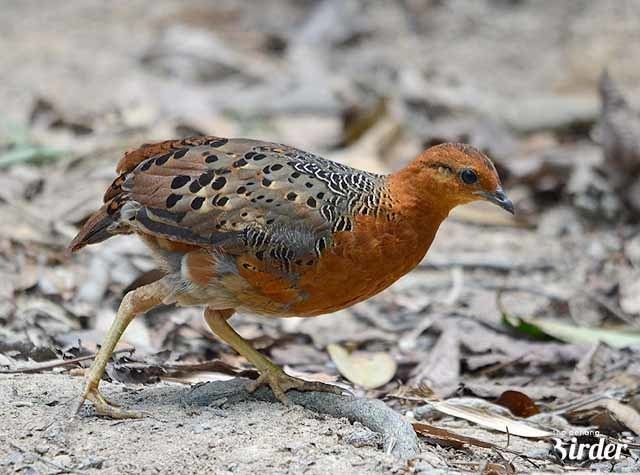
top-left (474, 187), bottom-right (515, 215)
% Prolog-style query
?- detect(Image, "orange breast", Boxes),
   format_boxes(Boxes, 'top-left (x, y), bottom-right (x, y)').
top-left (292, 214), bottom-right (436, 316)
top-left (236, 214), bottom-right (438, 317)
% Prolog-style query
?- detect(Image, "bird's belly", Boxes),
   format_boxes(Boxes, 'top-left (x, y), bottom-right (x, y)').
top-left (269, 216), bottom-right (432, 317)
top-left (289, 247), bottom-right (422, 316)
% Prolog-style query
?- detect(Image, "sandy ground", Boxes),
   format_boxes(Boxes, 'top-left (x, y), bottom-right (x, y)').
top-left (0, 373), bottom-right (400, 474)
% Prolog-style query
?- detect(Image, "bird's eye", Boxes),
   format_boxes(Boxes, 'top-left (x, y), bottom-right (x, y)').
top-left (460, 169), bottom-right (478, 185)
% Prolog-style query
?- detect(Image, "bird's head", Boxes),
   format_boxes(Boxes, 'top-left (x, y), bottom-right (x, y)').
top-left (397, 143), bottom-right (514, 215)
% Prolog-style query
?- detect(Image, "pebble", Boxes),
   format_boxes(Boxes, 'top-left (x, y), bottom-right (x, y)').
top-left (53, 454), bottom-right (72, 467)
top-left (344, 428), bottom-right (381, 448)
top-left (193, 422), bottom-right (212, 434)
top-left (78, 456), bottom-right (105, 470)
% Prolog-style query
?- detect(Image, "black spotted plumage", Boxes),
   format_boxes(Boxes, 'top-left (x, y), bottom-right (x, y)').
top-left (70, 136), bottom-right (388, 272)
top-left (171, 175), bottom-right (190, 189)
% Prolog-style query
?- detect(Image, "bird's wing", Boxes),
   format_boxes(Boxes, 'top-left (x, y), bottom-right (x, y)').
top-left (108, 136), bottom-right (383, 270)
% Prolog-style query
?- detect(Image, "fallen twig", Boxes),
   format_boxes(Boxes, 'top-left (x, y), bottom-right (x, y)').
top-left (0, 348), bottom-right (133, 374)
top-left (183, 377), bottom-right (419, 460)
top-left (412, 421), bottom-right (492, 449)
top-left (159, 360), bottom-right (258, 377)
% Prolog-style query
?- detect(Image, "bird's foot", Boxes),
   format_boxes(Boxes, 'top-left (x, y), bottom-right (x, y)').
top-left (74, 380), bottom-right (145, 419)
top-left (247, 365), bottom-right (343, 405)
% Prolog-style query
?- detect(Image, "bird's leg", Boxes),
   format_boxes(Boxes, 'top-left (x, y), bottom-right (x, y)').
top-left (204, 308), bottom-right (342, 405)
top-left (74, 279), bottom-right (168, 419)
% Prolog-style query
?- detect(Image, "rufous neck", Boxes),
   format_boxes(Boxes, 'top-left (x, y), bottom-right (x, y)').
top-left (386, 164), bottom-right (454, 232)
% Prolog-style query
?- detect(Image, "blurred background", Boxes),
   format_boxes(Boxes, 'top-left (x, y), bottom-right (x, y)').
top-left (2, 0), bottom-right (640, 470)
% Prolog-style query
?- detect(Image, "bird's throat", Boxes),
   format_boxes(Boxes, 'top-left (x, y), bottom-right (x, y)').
top-left (385, 169), bottom-right (453, 240)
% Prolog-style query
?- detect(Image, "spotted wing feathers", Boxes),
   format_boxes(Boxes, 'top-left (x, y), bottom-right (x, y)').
top-left (69, 137), bottom-right (385, 269)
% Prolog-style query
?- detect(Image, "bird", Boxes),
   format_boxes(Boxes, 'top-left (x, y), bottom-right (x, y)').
top-left (68, 136), bottom-right (513, 418)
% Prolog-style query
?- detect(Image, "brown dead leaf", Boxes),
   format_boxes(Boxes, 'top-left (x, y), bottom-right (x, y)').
top-left (495, 390), bottom-right (540, 418)
top-left (482, 462), bottom-right (516, 475)
top-left (412, 422), bottom-right (493, 450)
top-left (566, 399), bottom-right (640, 435)
top-left (412, 423), bottom-right (519, 473)
top-left (327, 343), bottom-right (396, 389)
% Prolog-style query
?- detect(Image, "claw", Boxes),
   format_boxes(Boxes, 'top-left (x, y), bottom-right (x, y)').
top-left (75, 381), bottom-right (145, 419)
top-left (248, 366), bottom-right (343, 405)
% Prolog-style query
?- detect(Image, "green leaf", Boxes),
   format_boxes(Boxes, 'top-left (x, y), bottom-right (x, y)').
top-left (502, 314), bottom-right (553, 341)
top-left (0, 116), bottom-right (66, 168)
top-left (503, 314), bottom-right (640, 348)
top-left (0, 146), bottom-right (64, 169)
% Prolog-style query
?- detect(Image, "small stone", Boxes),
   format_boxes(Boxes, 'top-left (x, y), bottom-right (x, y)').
top-left (209, 408), bottom-right (226, 417)
top-left (43, 421), bottom-right (67, 444)
top-left (343, 428), bottom-right (381, 448)
top-left (53, 454), bottom-right (72, 467)
top-left (34, 445), bottom-right (49, 455)
top-left (193, 422), bottom-right (212, 434)
top-left (78, 456), bottom-right (104, 470)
